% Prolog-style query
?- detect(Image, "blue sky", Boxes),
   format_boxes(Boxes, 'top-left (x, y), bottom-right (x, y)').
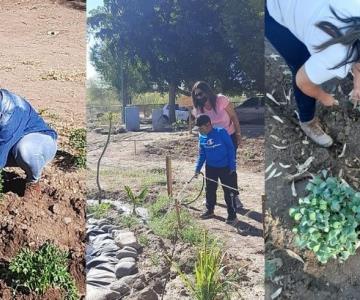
top-left (87, 0), bottom-right (103, 14)
top-left (87, 0), bottom-right (103, 80)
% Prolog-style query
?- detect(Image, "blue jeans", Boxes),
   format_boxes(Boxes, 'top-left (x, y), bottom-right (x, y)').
top-left (265, 7), bottom-right (316, 122)
top-left (5, 132), bottom-right (57, 182)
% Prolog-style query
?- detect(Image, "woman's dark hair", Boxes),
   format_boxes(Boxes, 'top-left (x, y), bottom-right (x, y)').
top-left (315, 6), bottom-right (360, 69)
top-left (191, 81), bottom-right (218, 113)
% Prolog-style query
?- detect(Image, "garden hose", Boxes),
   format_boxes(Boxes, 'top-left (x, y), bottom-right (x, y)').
top-left (181, 172), bottom-right (205, 206)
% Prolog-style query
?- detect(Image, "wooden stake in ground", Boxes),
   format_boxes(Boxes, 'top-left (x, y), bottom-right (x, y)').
top-left (166, 156), bottom-right (173, 197)
top-left (166, 156), bottom-right (182, 228)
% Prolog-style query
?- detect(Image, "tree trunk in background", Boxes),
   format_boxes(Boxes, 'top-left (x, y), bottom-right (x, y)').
top-left (168, 82), bottom-right (176, 124)
top-left (121, 66), bottom-right (130, 123)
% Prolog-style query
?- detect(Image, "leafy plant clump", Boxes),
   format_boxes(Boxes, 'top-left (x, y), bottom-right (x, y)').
top-left (69, 128), bottom-right (86, 168)
top-left (9, 243), bottom-right (78, 299)
top-left (177, 232), bottom-right (231, 300)
top-left (290, 172), bottom-right (360, 264)
top-left (87, 202), bottom-right (113, 219)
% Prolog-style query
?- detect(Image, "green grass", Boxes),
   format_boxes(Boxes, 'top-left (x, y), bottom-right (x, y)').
top-left (92, 168), bottom-right (167, 190)
top-left (116, 214), bottom-right (140, 230)
top-left (87, 202), bottom-right (113, 219)
top-left (148, 195), bottom-right (208, 246)
top-left (121, 169), bottom-right (166, 189)
top-left (9, 243), bottom-right (78, 299)
top-left (138, 234), bottom-right (150, 247)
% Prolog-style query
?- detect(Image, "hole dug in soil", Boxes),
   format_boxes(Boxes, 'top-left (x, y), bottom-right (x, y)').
top-left (0, 168), bottom-right (86, 299)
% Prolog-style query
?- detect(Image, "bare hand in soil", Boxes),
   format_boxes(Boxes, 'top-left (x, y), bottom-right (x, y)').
top-left (350, 89), bottom-right (360, 107)
top-left (318, 93), bottom-right (339, 107)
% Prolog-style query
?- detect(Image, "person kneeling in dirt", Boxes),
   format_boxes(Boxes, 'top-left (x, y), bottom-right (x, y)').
top-left (0, 89), bottom-right (57, 197)
top-left (194, 114), bottom-right (238, 225)
top-left (266, 0), bottom-right (360, 147)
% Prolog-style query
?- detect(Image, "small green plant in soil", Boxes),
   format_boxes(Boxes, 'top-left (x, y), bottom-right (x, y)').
top-left (87, 202), bottom-right (113, 219)
top-left (117, 214), bottom-right (140, 230)
top-left (148, 195), bottom-right (207, 245)
top-left (176, 232), bottom-right (230, 300)
top-left (9, 243), bottom-right (77, 299)
top-left (124, 186), bottom-right (148, 215)
top-left (290, 172), bottom-right (360, 264)
top-left (172, 120), bottom-right (188, 131)
top-left (69, 128), bottom-right (86, 168)
top-left (150, 253), bottom-right (161, 267)
top-left (138, 234), bottom-right (150, 247)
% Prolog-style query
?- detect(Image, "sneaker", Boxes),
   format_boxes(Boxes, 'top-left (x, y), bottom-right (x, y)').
top-left (24, 181), bottom-right (41, 198)
top-left (300, 118), bottom-right (333, 147)
top-left (234, 195), bottom-right (243, 209)
top-left (200, 210), bottom-right (214, 219)
top-left (226, 216), bottom-right (238, 225)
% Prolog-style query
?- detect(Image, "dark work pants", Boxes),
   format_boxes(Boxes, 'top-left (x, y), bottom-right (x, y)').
top-left (265, 7), bottom-right (316, 122)
top-left (230, 133), bottom-right (239, 197)
top-left (205, 165), bottom-right (237, 219)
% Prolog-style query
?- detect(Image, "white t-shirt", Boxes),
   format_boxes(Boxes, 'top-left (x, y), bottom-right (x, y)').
top-left (267, 0), bottom-right (360, 84)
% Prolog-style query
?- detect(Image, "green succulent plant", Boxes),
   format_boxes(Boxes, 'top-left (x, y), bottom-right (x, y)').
top-left (290, 172), bottom-right (360, 264)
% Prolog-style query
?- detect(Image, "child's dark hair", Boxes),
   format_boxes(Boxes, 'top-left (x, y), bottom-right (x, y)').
top-left (195, 115), bottom-right (211, 127)
top-left (315, 6), bottom-right (360, 69)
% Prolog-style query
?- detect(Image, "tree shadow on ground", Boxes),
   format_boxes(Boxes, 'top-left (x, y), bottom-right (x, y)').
top-left (56, 0), bottom-right (86, 11)
top-left (217, 203), bottom-right (263, 223)
top-left (200, 215), bottom-right (263, 238)
top-left (53, 150), bottom-right (78, 172)
top-left (2, 171), bottom-right (25, 197)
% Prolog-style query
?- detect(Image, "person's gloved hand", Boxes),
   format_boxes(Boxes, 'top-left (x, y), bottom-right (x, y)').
top-left (194, 171), bottom-right (200, 179)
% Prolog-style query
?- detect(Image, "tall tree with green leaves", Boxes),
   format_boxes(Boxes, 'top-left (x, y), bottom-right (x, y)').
top-left (220, 0), bottom-right (264, 93)
top-left (88, 0), bottom-right (264, 122)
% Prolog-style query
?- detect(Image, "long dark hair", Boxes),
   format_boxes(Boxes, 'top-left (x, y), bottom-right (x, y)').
top-left (315, 6), bottom-right (360, 69)
top-left (191, 81), bottom-right (218, 113)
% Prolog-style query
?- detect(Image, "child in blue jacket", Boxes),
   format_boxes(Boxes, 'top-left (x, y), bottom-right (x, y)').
top-left (194, 114), bottom-right (238, 224)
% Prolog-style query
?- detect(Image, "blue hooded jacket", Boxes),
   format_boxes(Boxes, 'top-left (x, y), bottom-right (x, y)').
top-left (195, 127), bottom-right (236, 173)
top-left (0, 89), bottom-right (57, 168)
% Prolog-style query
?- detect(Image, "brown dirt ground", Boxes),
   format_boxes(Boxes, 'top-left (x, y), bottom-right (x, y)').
top-left (265, 42), bottom-right (360, 300)
top-left (86, 129), bottom-right (265, 299)
top-left (0, 1), bottom-right (86, 299)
